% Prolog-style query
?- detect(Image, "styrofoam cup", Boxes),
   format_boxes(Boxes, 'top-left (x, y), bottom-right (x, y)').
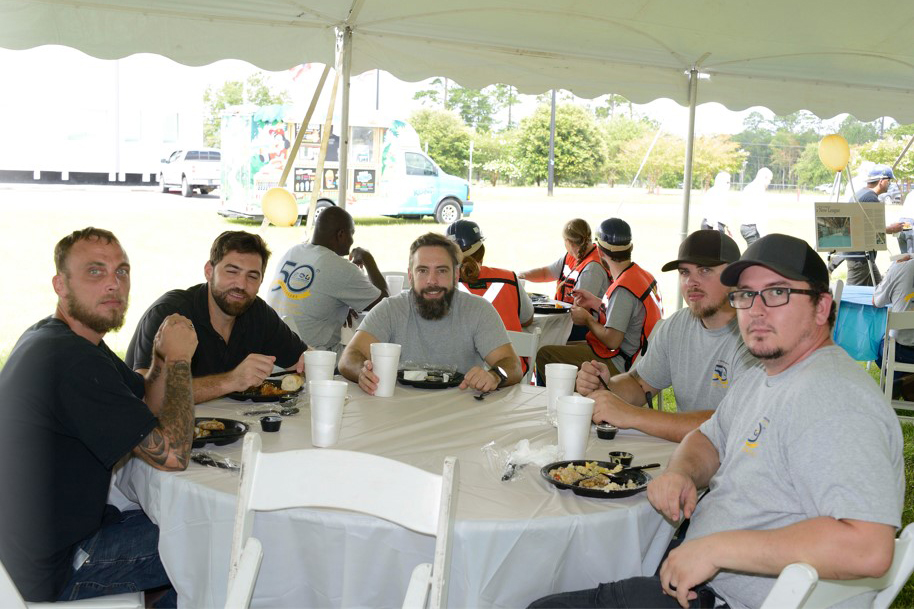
top-left (370, 342), bottom-right (401, 397)
top-left (304, 350), bottom-right (336, 382)
top-left (557, 395), bottom-right (595, 460)
top-left (309, 380), bottom-right (348, 447)
top-left (385, 275), bottom-right (404, 295)
top-left (546, 363), bottom-right (578, 424)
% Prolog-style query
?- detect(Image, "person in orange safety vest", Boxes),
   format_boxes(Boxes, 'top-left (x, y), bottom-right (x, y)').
top-left (447, 220), bottom-right (534, 376)
top-left (535, 218), bottom-right (662, 383)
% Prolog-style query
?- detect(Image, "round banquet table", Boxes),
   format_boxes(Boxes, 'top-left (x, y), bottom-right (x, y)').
top-left (116, 382), bottom-right (677, 609)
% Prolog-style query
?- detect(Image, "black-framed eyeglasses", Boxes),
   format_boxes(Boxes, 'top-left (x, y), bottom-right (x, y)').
top-left (728, 287), bottom-right (819, 309)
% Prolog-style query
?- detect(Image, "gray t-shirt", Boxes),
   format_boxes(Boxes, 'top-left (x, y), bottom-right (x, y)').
top-left (547, 255), bottom-right (610, 299)
top-left (602, 288), bottom-right (644, 372)
top-left (873, 259), bottom-right (914, 345)
top-left (266, 243), bottom-right (381, 355)
top-left (633, 308), bottom-right (758, 411)
top-left (359, 289), bottom-right (510, 373)
top-left (688, 346), bottom-right (904, 609)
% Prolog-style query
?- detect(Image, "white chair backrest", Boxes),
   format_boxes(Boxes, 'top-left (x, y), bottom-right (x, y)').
top-left (507, 327), bottom-right (541, 385)
top-left (0, 559), bottom-right (26, 609)
top-left (830, 279), bottom-right (844, 332)
top-left (382, 271), bottom-right (408, 279)
top-left (760, 523), bottom-right (914, 609)
top-left (880, 311), bottom-right (914, 407)
top-left (228, 433), bottom-right (458, 609)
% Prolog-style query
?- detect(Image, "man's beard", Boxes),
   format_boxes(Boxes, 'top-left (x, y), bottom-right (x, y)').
top-left (65, 291), bottom-right (127, 334)
top-left (211, 282), bottom-right (256, 317)
top-left (747, 343), bottom-right (784, 361)
top-left (687, 291), bottom-right (729, 320)
top-left (414, 284), bottom-right (456, 320)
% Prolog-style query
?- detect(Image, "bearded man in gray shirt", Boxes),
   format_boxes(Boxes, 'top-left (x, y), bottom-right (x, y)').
top-left (339, 232), bottom-right (522, 394)
top-left (577, 230), bottom-right (757, 442)
top-left (529, 234), bottom-right (902, 609)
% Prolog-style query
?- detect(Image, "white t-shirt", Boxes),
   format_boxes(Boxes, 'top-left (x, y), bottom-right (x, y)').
top-left (266, 243), bottom-right (381, 355)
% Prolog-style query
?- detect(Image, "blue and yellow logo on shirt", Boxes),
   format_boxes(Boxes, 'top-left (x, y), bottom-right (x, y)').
top-left (741, 417), bottom-right (770, 456)
top-left (272, 263), bottom-right (315, 300)
top-left (711, 361), bottom-right (729, 388)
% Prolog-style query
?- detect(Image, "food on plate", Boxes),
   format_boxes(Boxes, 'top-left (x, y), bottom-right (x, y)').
top-left (194, 419), bottom-right (226, 439)
top-left (281, 373), bottom-right (304, 392)
top-left (548, 461), bottom-right (623, 486)
top-left (402, 370), bottom-right (428, 382)
top-left (241, 382), bottom-right (289, 396)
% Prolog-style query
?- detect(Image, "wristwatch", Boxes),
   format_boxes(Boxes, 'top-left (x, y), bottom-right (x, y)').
top-left (489, 366), bottom-right (508, 387)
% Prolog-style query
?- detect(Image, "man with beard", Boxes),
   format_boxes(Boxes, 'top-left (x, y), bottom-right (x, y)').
top-left (528, 234), bottom-right (902, 609)
top-left (0, 227), bottom-right (197, 603)
top-left (127, 230), bottom-right (305, 403)
top-left (575, 230), bottom-right (758, 442)
top-left (338, 232), bottom-right (522, 394)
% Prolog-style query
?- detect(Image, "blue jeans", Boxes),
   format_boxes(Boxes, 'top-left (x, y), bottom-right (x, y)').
top-left (57, 508), bottom-right (175, 607)
top-left (876, 337), bottom-right (914, 394)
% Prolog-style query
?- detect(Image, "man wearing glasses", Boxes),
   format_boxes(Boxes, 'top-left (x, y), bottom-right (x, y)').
top-left (576, 230), bottom-right (758, 442)
top-left (529, 234), bottom-right (902, 609)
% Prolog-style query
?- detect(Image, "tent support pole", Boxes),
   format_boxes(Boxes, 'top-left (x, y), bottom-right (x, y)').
top-left (338, 26), bottom-right (353, 209)
top-left (678, 67), bottom-right (699, 310)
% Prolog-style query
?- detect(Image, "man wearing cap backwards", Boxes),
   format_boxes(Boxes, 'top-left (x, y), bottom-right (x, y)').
top-left (576, 230), bottom-right (758, 442)
top-left (528, 234), bottom-right (902, 609)
top-left (339, 232), bottom-right (522, 394)
top-left (535, 218), bottom-right (662, 381)
top-left (828, 164), bottom-right (904, 286)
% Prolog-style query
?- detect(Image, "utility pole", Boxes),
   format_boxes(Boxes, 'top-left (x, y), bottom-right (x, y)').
top-left (548, 89), bottom-right (556, 196)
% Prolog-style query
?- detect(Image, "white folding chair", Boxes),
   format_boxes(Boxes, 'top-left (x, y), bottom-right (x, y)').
top-left (0, 557), bottom-right (143, 609)
top-left (830, 279), bottom-right (844, 332)
top-left (880, 310), bottom-right (914, 414)
top-left (760, 522), bottom-right (914, 609)
top-left (223, 538), bottom-right (263, 609)
top-left (227, 433), bottom-right (458, 609)
top-left (507, 327), bottom-right (541, 385)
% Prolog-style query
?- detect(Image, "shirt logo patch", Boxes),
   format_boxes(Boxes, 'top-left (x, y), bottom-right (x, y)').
top-left (272, 263), bottom-right (315, 300)
top-left (741, 416), bottom-right (770, 456)
top-left (711, 360), bottom-right (730, 388)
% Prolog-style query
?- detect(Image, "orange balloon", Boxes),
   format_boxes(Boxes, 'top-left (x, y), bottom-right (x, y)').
top-left (818, 134), bottom-right (850, 173)
top-left (261, 188), bottom-right (298, 227)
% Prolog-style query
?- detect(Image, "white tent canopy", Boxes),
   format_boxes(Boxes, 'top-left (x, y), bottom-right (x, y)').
top-left (3, 0), bottom-right (914, 124)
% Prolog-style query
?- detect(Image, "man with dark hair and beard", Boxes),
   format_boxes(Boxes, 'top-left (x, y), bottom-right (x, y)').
top-left (575, 230), bottom-right (758, 442)
top-left (339, 232), bottom-right (522, 394)
top-left (0, 227), bottom-right (197, 604)
top-left (127, 230), bottom-right (305, 403)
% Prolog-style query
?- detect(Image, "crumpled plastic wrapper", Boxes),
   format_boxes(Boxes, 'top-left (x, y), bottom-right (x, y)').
top-left (482, 439), bottom-right (562, 482)
top-left (190, 449), bottom-right (240, 471)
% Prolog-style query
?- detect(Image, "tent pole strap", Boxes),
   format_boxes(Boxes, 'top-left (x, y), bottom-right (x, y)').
top-left (339, 26), bottom-right (353, 209)
top-left (678, 67), bottom-right (699, 310)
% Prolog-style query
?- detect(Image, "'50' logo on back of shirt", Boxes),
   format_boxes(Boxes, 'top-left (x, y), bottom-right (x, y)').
top-left (273, 262), bottom-right (315, 300)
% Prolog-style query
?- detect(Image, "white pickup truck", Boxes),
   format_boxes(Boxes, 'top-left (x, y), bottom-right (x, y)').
top-left (159, 148), bottom-right (221, 197)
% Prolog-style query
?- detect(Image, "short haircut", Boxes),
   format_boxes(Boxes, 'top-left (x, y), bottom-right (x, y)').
top-left (209, 231), bottom-right (271, 274)
top-left (810, 279), bottom-right (837, 329)
top-left (562, 218), bottom-right (592, 260)
top-left (54, 227), bottom-right (121, 274)
top-left (598, 243), bottom-right (633, 263)
top-left (409, 233), bottom-right (461, 270)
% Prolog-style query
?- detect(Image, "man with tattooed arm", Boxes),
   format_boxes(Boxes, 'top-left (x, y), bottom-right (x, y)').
top-left (0, 228), bottom-right (196, 605)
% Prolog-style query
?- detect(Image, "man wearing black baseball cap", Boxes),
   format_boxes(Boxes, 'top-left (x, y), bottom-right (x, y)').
top-left (576, 230), bottom-right (757, 442)
top-left (530, 234), bottom-right (902, 609)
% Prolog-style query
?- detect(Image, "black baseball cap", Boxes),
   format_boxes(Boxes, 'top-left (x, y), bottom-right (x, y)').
top-left (720, 234), bottom-right (828, 287)
top-left (661, 230), bottom-right (741, 272)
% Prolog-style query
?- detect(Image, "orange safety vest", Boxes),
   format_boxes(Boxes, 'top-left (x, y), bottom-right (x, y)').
top-left (459, 266), bottom-right (528, 373)
top-left (585, 263), bottom-right (663, 370)
top-left (555, 247), bottom-right (610, 304)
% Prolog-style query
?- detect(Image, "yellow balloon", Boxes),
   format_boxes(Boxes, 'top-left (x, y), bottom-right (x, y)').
top-left (261, 188), bottom-right (298, 227)
top-left (818, 134), bottom-right (850, 173)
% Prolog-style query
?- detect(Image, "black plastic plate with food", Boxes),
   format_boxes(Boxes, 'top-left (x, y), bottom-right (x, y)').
top-left (193, 418), bottom-right (249, 448)
top-left (533, 302), bottom-right (571, 315)
top-left (397, 369), bottom-right (464, 389)
top-left (540, 460), bottom-right (651, 498)
top-left (226, 378), bottom-right (302, 402)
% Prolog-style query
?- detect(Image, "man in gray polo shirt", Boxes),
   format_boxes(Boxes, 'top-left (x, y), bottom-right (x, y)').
top-left (577, 230), bottom-right (757, 442)
top-left (339, 232), bottom-right (522, 394)
top-left (529, 234), bottom-right (902, 609)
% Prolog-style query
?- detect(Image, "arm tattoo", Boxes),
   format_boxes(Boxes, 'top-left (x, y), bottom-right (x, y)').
top-left (146, 361), bottom-right (162, 384)
top-left (136, 361), bottom-right (193, 470)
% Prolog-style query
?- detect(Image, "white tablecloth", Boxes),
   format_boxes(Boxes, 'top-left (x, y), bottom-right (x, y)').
top-left (117, 384), bottom-right (676, 609)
